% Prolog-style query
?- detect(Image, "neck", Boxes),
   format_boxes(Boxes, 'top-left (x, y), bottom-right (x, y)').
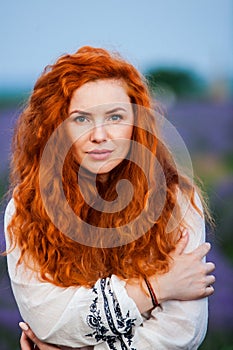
top-left (96, 173), bottom-right (110, 183)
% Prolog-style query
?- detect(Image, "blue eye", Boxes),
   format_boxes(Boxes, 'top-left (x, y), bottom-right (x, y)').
top-left (74, 116), bottom-right (87, 123)
top-left (109, 114), bottom-right (123, 122)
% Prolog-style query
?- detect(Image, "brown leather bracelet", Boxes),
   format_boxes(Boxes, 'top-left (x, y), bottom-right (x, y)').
top-left (144, 278), bottom-right (160, 308)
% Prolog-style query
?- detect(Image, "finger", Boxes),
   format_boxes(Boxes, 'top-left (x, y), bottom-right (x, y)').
top-left (206, 274), bottom-right (216, 286)
top-left (205, 262), bottom-right (215, 273)
top-left (205, 285), bottom-right (214, 296)
top-left (20, 331), bottom-right (33, 350)
top-left (193, 242), bottom-right (211, 259)
top-left (171, 230), bottom-right (189, 256)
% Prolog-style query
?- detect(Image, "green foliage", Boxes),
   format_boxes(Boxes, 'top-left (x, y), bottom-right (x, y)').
top-left (0, 88), bottom-right (30, 109)
top-left (0, 327), bottom-right (20, 350)
top-left (145, 66), bottom-right (206, 99)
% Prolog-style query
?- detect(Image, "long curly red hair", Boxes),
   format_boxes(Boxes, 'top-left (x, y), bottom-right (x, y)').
top-left (7, 46), bottom-right (200, 287)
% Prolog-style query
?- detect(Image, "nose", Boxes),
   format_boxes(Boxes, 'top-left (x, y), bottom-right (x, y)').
top-left (90, 123), bottom-right (107, 143)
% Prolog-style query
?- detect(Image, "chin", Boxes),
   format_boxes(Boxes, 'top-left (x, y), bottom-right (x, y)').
top-left (88, 162), bottom-right (121, 175)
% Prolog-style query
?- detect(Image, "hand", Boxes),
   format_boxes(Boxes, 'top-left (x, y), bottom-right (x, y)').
top-left (19, 322), bottom-right (60, 350)
top-left (151, 231), bottom-right (215, 303)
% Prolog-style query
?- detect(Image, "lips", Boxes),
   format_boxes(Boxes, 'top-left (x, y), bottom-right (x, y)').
top-left (87, 149), bottom-right (113, 160)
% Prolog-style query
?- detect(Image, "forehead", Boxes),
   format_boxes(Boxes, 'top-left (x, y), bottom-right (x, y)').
top-left (69, 79), bottom-right (130, 112)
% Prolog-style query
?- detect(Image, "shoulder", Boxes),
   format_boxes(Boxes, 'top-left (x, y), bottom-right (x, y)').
top-left (177, 188), bottom-right (206, 252)
top-left (178, 187), bottom-right (203, 219)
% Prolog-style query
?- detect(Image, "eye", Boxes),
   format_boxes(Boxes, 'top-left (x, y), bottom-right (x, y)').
top-left (74, 116), bottom-right (88, 123)
top-left (108, 114), bottom-right (123, 122)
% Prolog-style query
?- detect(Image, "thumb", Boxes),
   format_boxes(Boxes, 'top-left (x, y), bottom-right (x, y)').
top-left (171, 230), bottom-right (189, 257)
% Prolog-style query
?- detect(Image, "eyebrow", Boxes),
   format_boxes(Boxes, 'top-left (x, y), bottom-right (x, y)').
top-left (69, 107), bottom-right (127, 117)
top-left (69, 109), bottom-right (92, 117)
top-left (105, 107), bottom-right (127, 114)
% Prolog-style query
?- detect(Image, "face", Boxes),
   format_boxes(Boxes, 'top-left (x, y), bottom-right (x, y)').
top-left (67, 79), bottom-right (134, 175)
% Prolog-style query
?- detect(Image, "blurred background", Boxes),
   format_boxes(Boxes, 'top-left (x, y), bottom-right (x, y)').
top-left (0, 0), bottom-right (232, 349)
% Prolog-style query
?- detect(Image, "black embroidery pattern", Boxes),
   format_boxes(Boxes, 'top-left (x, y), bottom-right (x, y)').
top-left (85, 279), bottom-right (137, 349)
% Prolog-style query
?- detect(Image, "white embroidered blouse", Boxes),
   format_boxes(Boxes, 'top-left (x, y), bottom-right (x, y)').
top-left (4, 193), bottom-right (208, 350)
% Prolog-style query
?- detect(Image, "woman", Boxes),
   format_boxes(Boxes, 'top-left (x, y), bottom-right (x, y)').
top-left (5, 46), bottom-right (215, 350)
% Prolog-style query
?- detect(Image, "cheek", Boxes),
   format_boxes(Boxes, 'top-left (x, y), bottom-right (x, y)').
top-left (114, 125), bottom-right (133, 153)
top-left (67, 124), bottom-right (90, 151)
top-left (115, 138), bottom-right (132, 158)
top-left (121, 125), bottom-right (134, 155)
top-left (126, 125), bottom-right (134, 140)
top-left (113, 124), bottom-right (133, 140)
top-left (68, 125), bottom-right (89, 143)
top-left (71, 135), bottom-right (88, 162)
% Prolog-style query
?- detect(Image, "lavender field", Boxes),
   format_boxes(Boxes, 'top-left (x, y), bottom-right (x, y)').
top-left (0, 101), bottom-right (233, 349)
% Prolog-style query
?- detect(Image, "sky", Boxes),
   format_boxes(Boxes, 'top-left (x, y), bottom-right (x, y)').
top-left (0, 0), bottom-right (232, 88)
